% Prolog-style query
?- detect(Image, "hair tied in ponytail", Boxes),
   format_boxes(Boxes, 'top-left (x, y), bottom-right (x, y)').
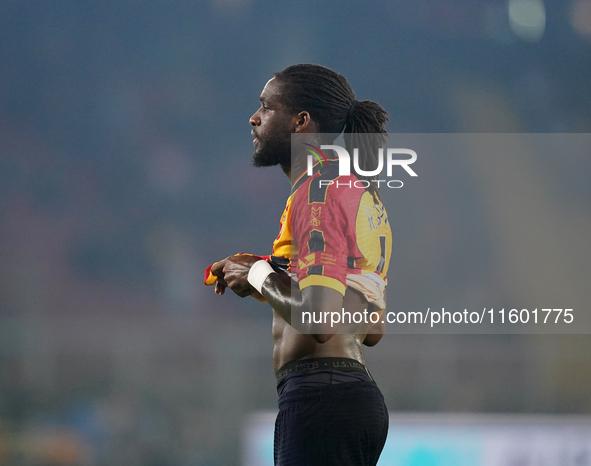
top-left (345, 100), bottom-right (357, 123)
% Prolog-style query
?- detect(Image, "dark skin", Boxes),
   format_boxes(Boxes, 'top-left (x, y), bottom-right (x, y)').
top-left (211, 78), bottom-right (385, 370)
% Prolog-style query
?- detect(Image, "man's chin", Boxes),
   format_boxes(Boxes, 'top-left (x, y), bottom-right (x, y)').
top-left (252, 150), bottom-right (280, 167)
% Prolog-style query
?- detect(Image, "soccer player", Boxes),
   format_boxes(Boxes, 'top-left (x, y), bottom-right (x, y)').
top-left (209, 64), bottom-right (391, 465)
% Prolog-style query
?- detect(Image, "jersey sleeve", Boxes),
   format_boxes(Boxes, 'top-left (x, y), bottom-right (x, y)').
top-left (291, 182), bottom-right (356, 296)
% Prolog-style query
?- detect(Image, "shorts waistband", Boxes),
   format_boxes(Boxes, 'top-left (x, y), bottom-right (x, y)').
top-left (275, 357), bottom-right (368, 384)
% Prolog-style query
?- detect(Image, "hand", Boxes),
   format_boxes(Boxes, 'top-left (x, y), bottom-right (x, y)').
top-left (211, 255), bottom-right (262, 298)
top-left (214, 275), bottom-right (228, 295)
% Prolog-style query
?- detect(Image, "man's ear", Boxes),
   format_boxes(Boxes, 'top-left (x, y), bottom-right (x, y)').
top-left (294, 111), bottom-right (316, 133)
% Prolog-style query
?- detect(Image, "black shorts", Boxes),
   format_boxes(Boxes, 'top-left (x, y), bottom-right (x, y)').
top-left (273, 358), bottom-right (389, 466)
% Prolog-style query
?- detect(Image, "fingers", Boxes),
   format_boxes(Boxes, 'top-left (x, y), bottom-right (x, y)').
top-left (215, 281), bottom-right (253, 298)
top-left (210, 255), bottom-right (257, 298)
top-left (210, 260), bottom-right (226, 277)
top-left (215, 275), bottom-right (228, 295)
top-left (217, 275), bottom-right (228, 286)
top-left (215, 281), bottom-right (227, 295)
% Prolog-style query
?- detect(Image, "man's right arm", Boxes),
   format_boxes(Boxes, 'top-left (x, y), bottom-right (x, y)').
top-left (212, 255), bottom-right (343, 343)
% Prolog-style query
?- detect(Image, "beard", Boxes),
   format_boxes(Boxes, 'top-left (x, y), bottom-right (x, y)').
top-left (252, 134), bottom-right (292, 168)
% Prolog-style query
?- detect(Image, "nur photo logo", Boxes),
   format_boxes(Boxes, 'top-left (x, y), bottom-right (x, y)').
top-left (305, 144), bottom-right (418, 189)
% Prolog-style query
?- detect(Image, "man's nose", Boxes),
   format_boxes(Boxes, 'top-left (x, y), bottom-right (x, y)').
top-left (250, 113), bottom-right (260, 126)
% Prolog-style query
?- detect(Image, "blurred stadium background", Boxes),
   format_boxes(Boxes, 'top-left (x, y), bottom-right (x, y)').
top-left (0, 0), bottom-right (590, 464)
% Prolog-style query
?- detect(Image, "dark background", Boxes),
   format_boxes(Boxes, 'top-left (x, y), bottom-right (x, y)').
top-left (0, 1), bottom-right (590, 464)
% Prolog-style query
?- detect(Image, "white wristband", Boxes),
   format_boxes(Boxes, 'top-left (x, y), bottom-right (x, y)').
top-left (247, 260), bottom-right (276, 294)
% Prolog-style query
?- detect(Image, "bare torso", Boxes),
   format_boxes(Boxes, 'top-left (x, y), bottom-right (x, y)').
top-left (272, 285), bottom-right (369, 371)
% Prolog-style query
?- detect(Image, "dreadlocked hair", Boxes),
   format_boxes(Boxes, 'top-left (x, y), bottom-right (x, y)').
top-left (273, 63), bottom-right (389, 204)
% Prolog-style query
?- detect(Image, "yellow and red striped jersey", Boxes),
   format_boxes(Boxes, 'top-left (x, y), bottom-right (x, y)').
top-left (272, 160), bottom-right (392, 296)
